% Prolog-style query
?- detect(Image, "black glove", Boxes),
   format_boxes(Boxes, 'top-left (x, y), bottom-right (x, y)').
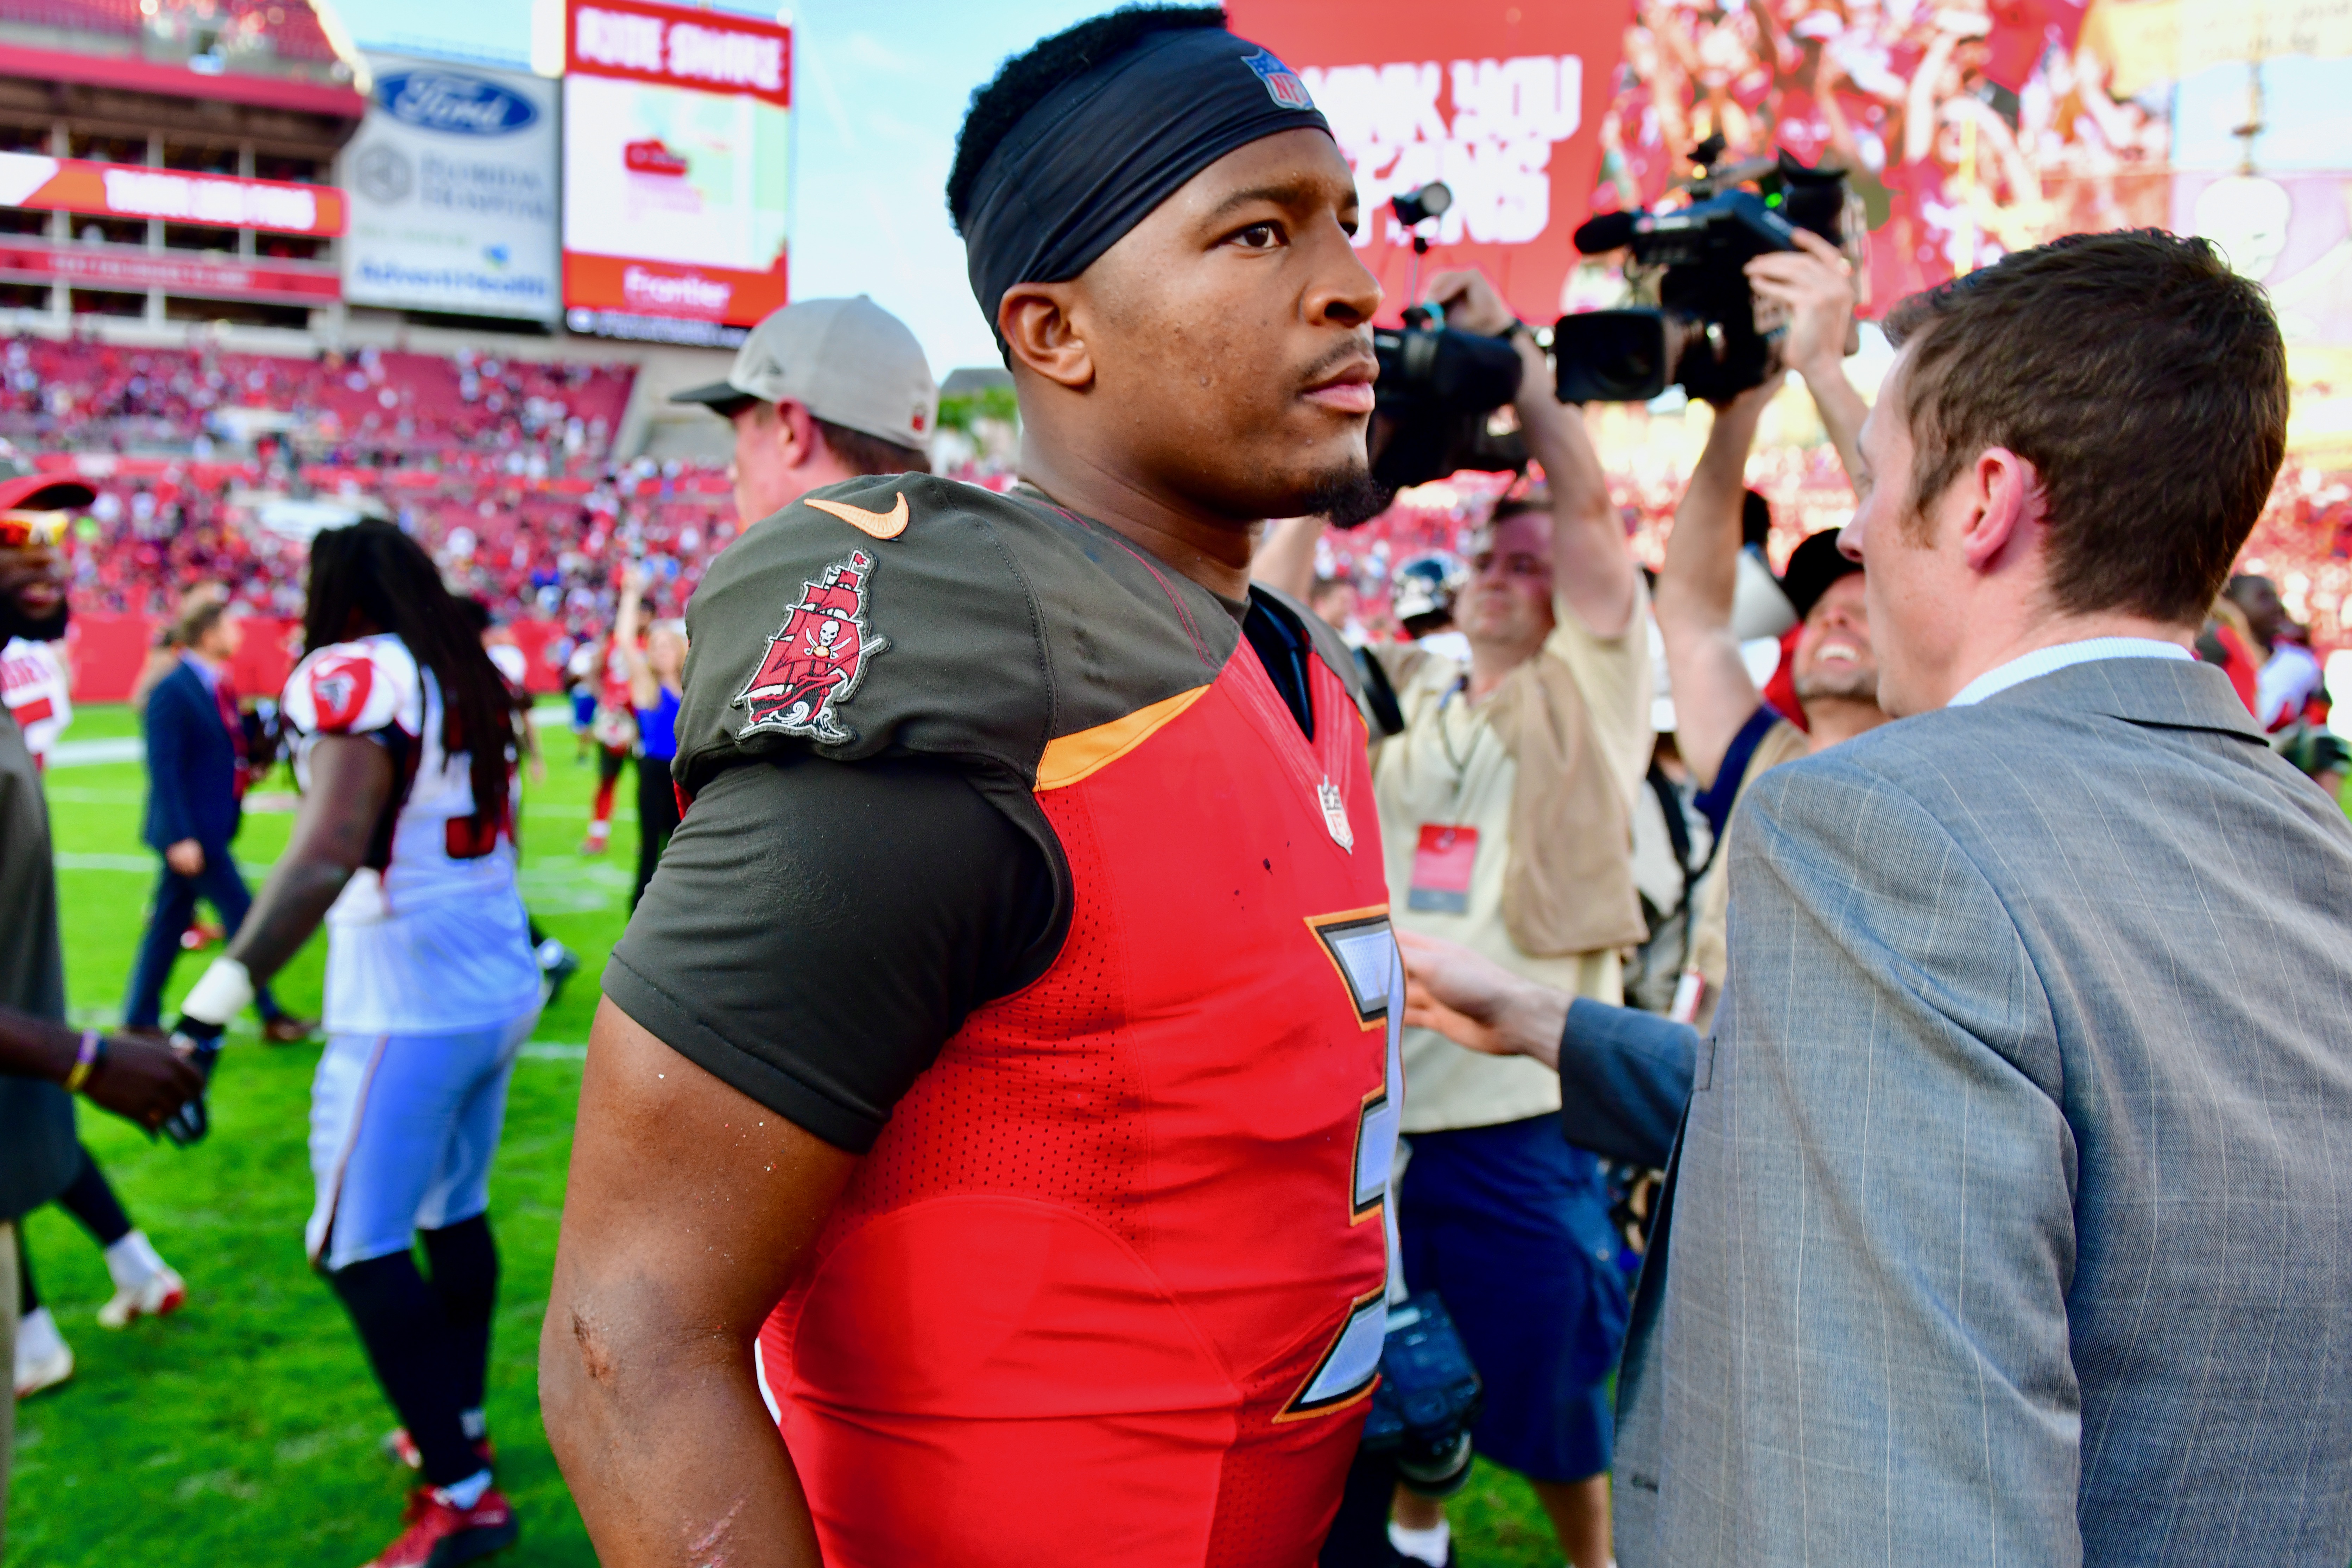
top-left (160, 1016), bottom-right (225, 1147)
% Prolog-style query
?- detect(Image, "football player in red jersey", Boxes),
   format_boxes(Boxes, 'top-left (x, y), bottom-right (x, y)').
top-left (542, 9), bottom-right (1408, 1567)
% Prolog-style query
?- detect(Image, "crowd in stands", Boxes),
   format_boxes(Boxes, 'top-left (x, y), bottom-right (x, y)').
top-left (10, 332), bottom-right (2345, 678)
top-left (0, 337), bottom-right (632, 470)
top-left (0, 0), bottom-right (343, 69)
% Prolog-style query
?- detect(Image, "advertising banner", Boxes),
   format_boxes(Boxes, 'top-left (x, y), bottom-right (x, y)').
top-left (561, 0), bottom-right (792, 341)
top-left (0, 153), bottom-right (344, 236)
top-left (0, 241), bottom-right (339, 301)
top-left (1225, 0), bottom-right (1631, 325)
top-left (343, 55), bottom-right (561, 322)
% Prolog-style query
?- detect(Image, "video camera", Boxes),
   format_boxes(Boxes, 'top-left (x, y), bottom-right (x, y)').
top-left (1556, 141), bottom-right (1858, 404)
top-left (1360, 147), bottom-right (1855, 493)
top-left (1361, 1291), bottom-right (1484, 1497)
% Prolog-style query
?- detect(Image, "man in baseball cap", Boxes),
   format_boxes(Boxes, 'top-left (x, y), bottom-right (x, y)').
top-left (671, 294), bottom-right (939, 530)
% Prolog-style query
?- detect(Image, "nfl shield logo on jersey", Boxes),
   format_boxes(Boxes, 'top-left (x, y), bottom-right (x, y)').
top-left (734, 549), bottom-right (888, 745)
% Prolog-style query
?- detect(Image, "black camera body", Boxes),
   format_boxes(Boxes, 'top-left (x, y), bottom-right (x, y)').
top-left (1368, 318), bottom-right (1526, 493)
top-left (1360, 1290), bottom-right (1485, 1498)
top-left (1556, 147), bottom-right (1853, 404)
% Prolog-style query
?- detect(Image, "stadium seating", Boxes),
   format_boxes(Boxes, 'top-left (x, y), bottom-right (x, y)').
top-left (16, 324), bottom-right (2341, 688)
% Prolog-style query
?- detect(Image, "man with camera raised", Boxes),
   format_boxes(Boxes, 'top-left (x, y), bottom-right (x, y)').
top-left (1366, 267), bottom-right (1649, 1568)
top-left (1655, 226), bottom-right (1886, 1030)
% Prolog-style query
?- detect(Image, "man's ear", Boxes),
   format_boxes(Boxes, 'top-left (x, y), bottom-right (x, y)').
top-left (771, 399), bottom-right (822, 470)
top-left (1958, 446), bottom-right (2045, 576)
top-left (999, 283), bottom-right (1095, 391)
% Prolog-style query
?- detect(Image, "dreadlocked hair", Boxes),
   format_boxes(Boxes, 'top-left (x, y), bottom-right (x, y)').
top-left (947, 5), bottom-right (1226, 233)
top-left (302, 521), bottom-right (518, 836)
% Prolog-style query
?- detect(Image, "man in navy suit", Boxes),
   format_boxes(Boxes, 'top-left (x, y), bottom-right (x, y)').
top-left (123, 600), bottom-right (309, 1042)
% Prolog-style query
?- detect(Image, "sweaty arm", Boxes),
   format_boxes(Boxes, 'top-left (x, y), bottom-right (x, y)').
top-left (1654, 381), bottom-right (1777, 788)
top-left (220, 734), bottom-right (392, 984)
top-left (543, 754), bottom-right (1053, 1566)
top-left (1673, 760), bottom-right (2080, 1561)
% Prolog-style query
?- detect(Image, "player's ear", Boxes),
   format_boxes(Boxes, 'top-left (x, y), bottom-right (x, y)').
top-left (1000, 282), bottom-right (1095, 391)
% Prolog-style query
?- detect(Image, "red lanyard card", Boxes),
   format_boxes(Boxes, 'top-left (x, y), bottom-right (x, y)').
top-left (1407, 824), bottom-right (1479, 913)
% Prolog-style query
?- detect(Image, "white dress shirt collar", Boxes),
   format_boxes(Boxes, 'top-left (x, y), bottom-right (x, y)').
top-left (1947, 637), bottom-right (2193, 708)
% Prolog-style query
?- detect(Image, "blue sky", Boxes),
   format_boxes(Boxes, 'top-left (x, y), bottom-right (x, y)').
top-left (330, 0), bottom-right (1106, 372)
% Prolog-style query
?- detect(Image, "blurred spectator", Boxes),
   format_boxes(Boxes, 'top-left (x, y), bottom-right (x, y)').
top-left (2226, 573), bottom-right (2325, 730)
top-left (612, 566), bottom-right (684, 911)
top-left (123, 599), bottom-right (311, 1043)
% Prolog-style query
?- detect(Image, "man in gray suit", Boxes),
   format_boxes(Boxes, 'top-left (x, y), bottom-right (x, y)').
top-left (1612, 229), bottom-right (2352, 1566)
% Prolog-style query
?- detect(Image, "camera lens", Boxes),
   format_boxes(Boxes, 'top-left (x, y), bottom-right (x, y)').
top-left (1396, 1428), bottom-right (1475, 1498)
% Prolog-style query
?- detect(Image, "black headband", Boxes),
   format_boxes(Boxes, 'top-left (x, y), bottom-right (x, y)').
top-left (961, 26), bottom-right (1330, 348)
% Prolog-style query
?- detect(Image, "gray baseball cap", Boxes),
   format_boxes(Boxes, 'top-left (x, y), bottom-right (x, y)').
top-left (671, 295), bottom-right (938, 450)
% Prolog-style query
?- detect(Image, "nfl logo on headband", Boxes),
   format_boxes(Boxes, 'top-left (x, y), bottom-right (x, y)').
top-left (1241, 47), bottom-right (1313, 110)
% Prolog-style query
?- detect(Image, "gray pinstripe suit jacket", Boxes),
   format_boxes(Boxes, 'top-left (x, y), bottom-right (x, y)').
top-left (1614, 656), bottom-right (2352, 1567)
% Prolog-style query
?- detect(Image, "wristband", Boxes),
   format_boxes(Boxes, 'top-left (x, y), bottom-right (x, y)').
top-left (179, 956), bottom-right (255, 1028)
top-left (63, 1028), bottom-right (102, 1093)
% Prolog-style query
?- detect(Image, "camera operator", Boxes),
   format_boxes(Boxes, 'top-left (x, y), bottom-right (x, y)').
top-left (1364, 266), bottom-right (1649, 1568)
top-left (1655, 228), bottom-right (1888, 1029)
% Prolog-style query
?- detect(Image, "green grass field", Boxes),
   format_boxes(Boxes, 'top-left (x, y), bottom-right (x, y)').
top-left (14, 701), bottom-right (1567, 1566)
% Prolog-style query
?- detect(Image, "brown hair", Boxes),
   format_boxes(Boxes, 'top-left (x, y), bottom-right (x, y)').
top-left (1880, 229), bottom-right (2287, 626)
top-left (174, 598), bottom-right (228, 649)
top-left (813, 416), bottom-right (932, 478)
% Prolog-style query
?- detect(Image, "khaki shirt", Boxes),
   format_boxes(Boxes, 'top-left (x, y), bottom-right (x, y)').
top-left (1377, 582), bottom-right (1654, 1132)
top-left (1683, 712), bottom-right (1812, 1030)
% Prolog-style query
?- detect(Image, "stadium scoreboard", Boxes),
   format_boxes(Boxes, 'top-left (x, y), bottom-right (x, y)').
top-left (560, 0), bottom-right (792, 347)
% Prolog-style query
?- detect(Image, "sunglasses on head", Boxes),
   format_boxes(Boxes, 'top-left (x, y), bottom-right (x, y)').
top-left (0, 509), bottom-right (70, 548)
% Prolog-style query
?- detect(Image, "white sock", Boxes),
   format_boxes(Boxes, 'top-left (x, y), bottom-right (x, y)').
top-left (16, 1305), bottom-right (65, 1362)
top-left (459, 1407), bottom-right (487, 1442)
top-left (436, 1468), bottom-right (493, 1510)
top-left (1388, 1516), bottom-right (1450, 1567)
top-left (104, 1230), bottom-right (167, 1290)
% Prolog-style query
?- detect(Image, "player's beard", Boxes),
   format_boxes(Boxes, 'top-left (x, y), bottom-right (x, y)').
top-left (1300, 461), bottom-right (1396, 530)
top-left (0, 594), bottom-right (66, 644)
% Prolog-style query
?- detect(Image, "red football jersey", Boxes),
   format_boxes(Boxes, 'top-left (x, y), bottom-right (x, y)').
top-left (757, 633), bottom-right (1401, 1567)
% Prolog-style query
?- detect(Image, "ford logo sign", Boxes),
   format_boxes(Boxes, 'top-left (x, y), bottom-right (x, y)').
top-left (379, 71), bottom-right (537, 136)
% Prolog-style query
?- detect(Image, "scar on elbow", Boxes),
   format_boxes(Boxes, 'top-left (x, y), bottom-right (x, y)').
top-left (570, 1307), bottom-right (619, 1386)
top-left (687, 1495), bottom-right (746, 1565)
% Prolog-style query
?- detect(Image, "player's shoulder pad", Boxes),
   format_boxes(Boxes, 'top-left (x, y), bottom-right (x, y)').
top-left (676, 473), bottom-right (1241, 794)
top-left (282, 634), bottom-right (419, 739)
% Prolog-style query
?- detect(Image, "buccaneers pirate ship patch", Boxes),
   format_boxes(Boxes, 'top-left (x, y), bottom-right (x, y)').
top-left (733, 549), bottom-right (887, 744)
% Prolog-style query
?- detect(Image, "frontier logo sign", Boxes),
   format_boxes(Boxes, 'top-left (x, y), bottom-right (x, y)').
top-left (1306, 56), bottom-right (1584, 248)
top-left (621, 265), bottom-right (729, 315)
top-left (561, 0), bottom-right (792, 335)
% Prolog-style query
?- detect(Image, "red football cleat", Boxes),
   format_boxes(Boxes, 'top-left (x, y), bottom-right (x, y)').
top-left (359, 1486), bottom-right (517, 1568)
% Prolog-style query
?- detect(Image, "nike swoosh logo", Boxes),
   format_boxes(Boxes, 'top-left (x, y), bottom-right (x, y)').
top-left (804, 492), bottom-right (908, 540)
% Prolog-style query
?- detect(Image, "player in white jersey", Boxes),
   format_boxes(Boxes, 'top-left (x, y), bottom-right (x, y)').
top-left (165, 521), bottom-right (537, 1568)
top-left (0, 633), bottom-right (69, 763)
